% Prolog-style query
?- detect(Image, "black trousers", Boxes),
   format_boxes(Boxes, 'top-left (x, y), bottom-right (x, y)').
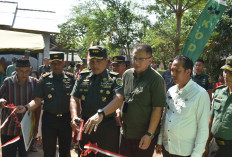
top-left (119, 134), bottom-right (157, 157)
top-left (42, 111), bottom-right (72, 157)
top-left (80, 117), bottom-right (119, 157)
top-left (209, 138), bottom-right (232, 157)
top-left (1, 135), bottom-right (27, 157)
top-left (162, 146), bottom-right (190, 157)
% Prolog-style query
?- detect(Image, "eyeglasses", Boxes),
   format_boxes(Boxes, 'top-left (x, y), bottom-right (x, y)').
top-left (133, 56), bottom-right (152, 62)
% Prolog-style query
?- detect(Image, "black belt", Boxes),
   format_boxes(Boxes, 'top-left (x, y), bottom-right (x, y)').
top-left (215, 138), bottom-right (232, 146)
top-left (44, 111), bottom-right (70, 118)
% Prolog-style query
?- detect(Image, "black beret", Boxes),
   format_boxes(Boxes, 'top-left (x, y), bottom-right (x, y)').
top-left (89, 46), bottom-right (107, 60)
top-left (50, 52), bottom-right (64, 62)
top-left (111, 55), bottom-right (125, 63)
top-left (16, 59), bottom-right (31, 67)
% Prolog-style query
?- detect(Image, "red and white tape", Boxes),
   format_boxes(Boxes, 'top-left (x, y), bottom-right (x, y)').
top-left (82, 142), bottom-right (127, 157)
top-left (76, 120), bottom-right (84, 141)
top-left (0, 104), bottom-right (21, 148)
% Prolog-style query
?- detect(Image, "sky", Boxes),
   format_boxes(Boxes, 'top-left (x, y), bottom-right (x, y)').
top-left (12, 0), bottom-right (156, 25)
top-left (16, 0), bottom-right (78, 24)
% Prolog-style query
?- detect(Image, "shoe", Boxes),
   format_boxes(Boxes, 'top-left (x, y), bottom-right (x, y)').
top-left (30, 142), bottom-right (38, 152)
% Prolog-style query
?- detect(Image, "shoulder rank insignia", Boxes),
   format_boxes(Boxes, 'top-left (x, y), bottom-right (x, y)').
top-left (42, 72), bottom-right (51, 78)
top-left (65, 72), bottom-right (74, 77)
top-left (109, 71), bottom-right (119, 76)
top-left (80, 68), bottom-right (91, 74)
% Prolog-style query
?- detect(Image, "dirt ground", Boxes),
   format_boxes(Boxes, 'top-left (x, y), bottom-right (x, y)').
top-left (26, 145), bottom-right (163, 157)
top-left (0, 139), bottom-right (163, 157)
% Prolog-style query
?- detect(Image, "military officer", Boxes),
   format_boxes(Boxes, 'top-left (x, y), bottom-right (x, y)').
top-left (70, 46), bottom-right (121, 156)
top-left (204, 56), bottom-right (232, 157)
top-left (82, 44), bottom-right (166, 157)
top-left (38, 57), bottom-right (51, 76)
top-left (111, 55), bottom-right (127, 78)
top-left (192, 59), bottom-right (213, 101)
top-left (17, 52), bottom-right (75, 157)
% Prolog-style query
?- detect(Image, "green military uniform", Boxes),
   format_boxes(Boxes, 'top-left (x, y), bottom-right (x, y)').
top-left (34, 52), bottom-right (75, 157)
top-left (71, 46), bottom-right (122, 155)
top-left (192, 73), bottom-right (213, 91)
top-left (116, 66), bottom-right (166, 139)
top-left (38, 64), bottom-right (51, 76)
top-left (35, 71), bottom-right (74, 114)
top-left (209, 56), bottom-right (232, 157)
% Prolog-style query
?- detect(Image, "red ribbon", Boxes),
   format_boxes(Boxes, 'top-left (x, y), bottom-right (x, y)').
top-left (76, 120), bottom-right (84, 141)
top-left (81, 142), bottom-right (98, 157)
top-left (0, 104), bottom-right (22, 148)
top-left (1, 136), bottom-right (20, 148)
top-left (82, 142), bottom-right (127, 157)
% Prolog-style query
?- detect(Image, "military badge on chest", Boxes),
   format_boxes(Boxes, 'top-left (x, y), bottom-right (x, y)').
top-left (100, 78), bottom-right (113, 102)
top-left (80, 77), bottom-right (90, 101)
top-left (46, 82), bottom-right (54, 99)
top-left (101, 78), bottom-right (113, 89)
top-left (62, 78), bottom-right (73, 96)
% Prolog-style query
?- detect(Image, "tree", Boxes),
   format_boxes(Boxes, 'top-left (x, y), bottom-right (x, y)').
top-left (147, 0), bottom-right (207, 56)
top-left (56, 0), bottom-right (150, 60)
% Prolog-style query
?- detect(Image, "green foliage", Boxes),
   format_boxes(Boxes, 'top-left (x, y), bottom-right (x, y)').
top-left (55, 0), bottom-right (150, 59)
top-left (145, 0), bottom-right (207, 66)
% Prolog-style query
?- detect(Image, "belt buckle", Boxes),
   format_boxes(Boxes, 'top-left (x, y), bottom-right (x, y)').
top-left (56, 114), bottom-right (63, 117)
top-left (217, 140), bottom-right (225, 146)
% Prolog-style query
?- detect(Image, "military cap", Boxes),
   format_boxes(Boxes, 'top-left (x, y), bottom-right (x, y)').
top-left (50, 52), bottom-right (64, 62)
top-left (111, 55), bottom-right (125, 64)
top-left (16, 59), bottom-right (31, 67)
top-left (88, 46), bottom-right (107, 60)
top-left (221, 56), bottom-right (232, 72)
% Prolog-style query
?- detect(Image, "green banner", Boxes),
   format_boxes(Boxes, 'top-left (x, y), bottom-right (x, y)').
top-left (181, 0), bottom-right (226, 62)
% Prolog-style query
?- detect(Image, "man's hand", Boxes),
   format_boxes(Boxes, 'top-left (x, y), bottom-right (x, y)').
top-left (139, 134), bottom-right (152, 150)
top-left (16, 105), bottom-right (26, 114)
top-left (0, 98), bottom-right (6, 109)
top-left (155, 144), bottom-right (162, 154)
top-left (115, 109), bottom-right (122, 126)
top-left (70, 116), bottom-right (83, 129)
top-left (83, 113), bottom-right (103, 134)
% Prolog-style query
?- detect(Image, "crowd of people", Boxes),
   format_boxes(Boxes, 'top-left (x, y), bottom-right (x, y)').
top-left (0, 44), bottom-right (230, 157)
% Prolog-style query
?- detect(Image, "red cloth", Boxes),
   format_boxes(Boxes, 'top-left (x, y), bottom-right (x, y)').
top-left (214, 82), bottom-right (224, 91)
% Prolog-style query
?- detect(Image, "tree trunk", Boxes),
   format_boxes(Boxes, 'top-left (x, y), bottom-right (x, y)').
top-left (174, 1), bottom-right (183, 56)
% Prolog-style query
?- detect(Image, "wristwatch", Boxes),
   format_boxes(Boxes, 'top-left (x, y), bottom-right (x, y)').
top-left (25, 105), bottom-right (28, 111)
top-left (146, 132), bottom-right (154, 139)
top-left (97, 109), bottom-right (105, 119)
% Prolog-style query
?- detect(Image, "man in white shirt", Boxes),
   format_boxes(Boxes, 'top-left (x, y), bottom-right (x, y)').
top-left (156, 55), bottom-right (210, 157)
